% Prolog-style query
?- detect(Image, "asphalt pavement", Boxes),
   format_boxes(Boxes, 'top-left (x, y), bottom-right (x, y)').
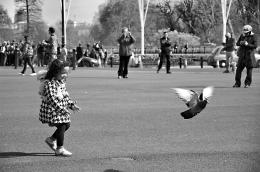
top-left (0, 67), bottom-right (259, 172)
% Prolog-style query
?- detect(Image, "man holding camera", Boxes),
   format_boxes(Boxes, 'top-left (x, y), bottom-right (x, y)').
top-left (117, 27), bottom-right (135, 79)
top-left (157, 31), bottom-right (172, 74)
top-left (233, 25), bottom-right (258, 88)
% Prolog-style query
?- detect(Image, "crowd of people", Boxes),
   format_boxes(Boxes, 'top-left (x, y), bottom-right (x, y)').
top-left (0, 32), bottom-right (110, 73)
top-left (0, 24), bottom-right (258, 86)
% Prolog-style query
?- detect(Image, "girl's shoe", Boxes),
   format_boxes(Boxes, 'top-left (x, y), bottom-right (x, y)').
top-left (55, 147), bottom-right (72, 157)
top-left (45, 137), bottom-right (57, 151)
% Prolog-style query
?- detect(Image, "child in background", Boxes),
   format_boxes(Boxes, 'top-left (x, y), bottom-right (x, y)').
top-left (38, 59), bottom-right (80, 157)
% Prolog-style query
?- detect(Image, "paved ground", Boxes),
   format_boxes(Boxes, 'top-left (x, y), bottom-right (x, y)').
top-left (0, 66), bottom-right (260, 172)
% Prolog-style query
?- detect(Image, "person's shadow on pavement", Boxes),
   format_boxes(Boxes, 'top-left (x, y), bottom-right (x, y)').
top-left (0, 152), bottom-right (54, 158)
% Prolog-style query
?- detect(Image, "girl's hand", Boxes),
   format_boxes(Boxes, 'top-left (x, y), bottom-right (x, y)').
top-left (72, 105), bottom-right (81, 112)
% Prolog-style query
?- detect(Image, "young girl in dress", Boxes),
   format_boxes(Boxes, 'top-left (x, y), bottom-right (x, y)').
top-left (38, 59), bottom-right (80, 156)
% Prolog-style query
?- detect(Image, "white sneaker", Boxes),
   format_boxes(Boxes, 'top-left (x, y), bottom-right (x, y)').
top-left (55, 147), bottom-right (72, 157)
top-left (19, 73), bottom-right (25, 76)
top-left (45, 137), bottom-right (57, 151)
top-left (30, 73), bottom-right (36, 76)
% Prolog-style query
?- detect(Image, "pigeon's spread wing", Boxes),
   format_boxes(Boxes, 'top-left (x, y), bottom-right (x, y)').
top-left (173, 88), bottom-right (195, 104)
top-left (202, 86), bottom-right (214, 100)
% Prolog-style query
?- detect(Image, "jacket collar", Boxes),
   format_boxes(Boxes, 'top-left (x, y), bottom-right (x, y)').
top-left (243, 32), bottom-right (254, 36)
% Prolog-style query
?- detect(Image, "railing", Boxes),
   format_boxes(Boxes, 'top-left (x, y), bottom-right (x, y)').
top-left (104, 46), bottom-right (216, 55)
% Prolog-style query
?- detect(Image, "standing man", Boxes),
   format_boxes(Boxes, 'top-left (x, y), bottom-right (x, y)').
top-left (117, 27), bottom-right (135, 79)
top-left (43, 27), bottom-right (58, 65)
top-left (0, 42), bottom-right (7, 66)
top-left (37, 42), bottom-right (45, 67)
top-left (84, 43), bottom-right (91, 57)
top-left (173, 42), bottom-right (178, 53)
top-left (184, 42), bottom-right (188, 54)
top-left (157, 31), bottom-right (172, 74)
top-left (233, 25), bottom-right (258, 88)
top-left (76, 43), bottom-right (83, 61)
top-left (222, 32), bottom-right (235, 73)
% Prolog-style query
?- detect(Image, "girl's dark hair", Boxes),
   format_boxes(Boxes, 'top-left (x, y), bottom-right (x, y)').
top-left (45, 59), bottom-right (65, 80)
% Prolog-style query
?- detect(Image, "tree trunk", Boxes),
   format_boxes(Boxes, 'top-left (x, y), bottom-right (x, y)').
top-left (26, 0), bottom-right (29, 41)
top-left (227, 19), bottom-right (236, 41)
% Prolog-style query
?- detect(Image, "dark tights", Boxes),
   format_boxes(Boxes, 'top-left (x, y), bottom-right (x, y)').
top-left (51, 123), bottom-right (70, 147)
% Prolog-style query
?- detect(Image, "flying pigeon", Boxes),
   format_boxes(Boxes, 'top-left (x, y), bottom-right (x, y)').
top-left (173, 86), bottom-right (214, 119)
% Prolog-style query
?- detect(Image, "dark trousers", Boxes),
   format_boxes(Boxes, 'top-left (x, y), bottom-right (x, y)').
top-left (14, 54), bottom-right (19, 69)
top-left (21, 56), bottom-right (35, 74)
top-left (118, 56), bottom-right (130, 77)
top-left (158, 53), bottom-right (171, 72)
top-left (51, 123), bottom-right (70, 147)
top-left (0, 53), bottom-right (6, 66)
top-left (37, 53), bottom-right (44, 67)
top-left (235, 64), bottom-right (253, 86)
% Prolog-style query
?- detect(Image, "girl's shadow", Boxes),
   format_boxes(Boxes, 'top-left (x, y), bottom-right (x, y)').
top-left (0, 152), bottom-right (54, 158)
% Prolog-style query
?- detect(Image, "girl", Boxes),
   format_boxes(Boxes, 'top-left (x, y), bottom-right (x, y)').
top-left (39, 59), bottom-right (80, 156)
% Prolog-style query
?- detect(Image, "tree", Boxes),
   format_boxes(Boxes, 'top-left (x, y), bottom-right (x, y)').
top-left (90, 0), bottom-right (165, 47)
top-left (0, 5), bottom-right (14, 42)
top-left (156, 0), bottom-right (181, 31)
top-left (96, 0), bottom-right (140, 45)
top-left (15, 0), bottom-right (45, 41)
top-left (227, 0), bottom-right (260, 42)
top-left (175, 0), bottom-right (198, 34)
top-left (195, 0), bottom-right (222, 43)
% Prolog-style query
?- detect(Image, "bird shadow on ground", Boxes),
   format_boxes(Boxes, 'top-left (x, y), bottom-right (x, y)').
top-left (0, 152), bottom-right (54, 158)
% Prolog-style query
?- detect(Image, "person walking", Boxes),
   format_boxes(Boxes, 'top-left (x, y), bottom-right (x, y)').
top-left (157, 31), bottom-right (172, 74)
top-left (233, 25), bottom-right (258, 88)
top-left (222, 32), bottom-right (236, 73)
top-left (38, 59), bottom-right (80, 156)
top-left (19, 40), bottom-right (36, 76)
top-left (117, 27), bottom-right (135, 79)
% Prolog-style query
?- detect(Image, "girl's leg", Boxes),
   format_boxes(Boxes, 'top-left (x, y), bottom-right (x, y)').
top-left (52, 123), bottom-right (70, 147)
top-left (51, 123), bottom-right (72, 156)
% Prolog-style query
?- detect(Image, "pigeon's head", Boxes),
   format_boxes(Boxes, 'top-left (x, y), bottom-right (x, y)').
top-left (199, 93), bottom-right (203, 101)
top-left (201, 86), bottom-right (214, 101)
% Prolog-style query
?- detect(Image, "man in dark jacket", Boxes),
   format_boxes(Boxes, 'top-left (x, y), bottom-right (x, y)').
top-left (117, 27), bottom-right (135, 79)
top-left (222, 32), bottom-right (236, 73)
top-left (157, 31), bottom-right (172, 74)
top-left (233, 25), bottom-right (258, 88)
top-left (76, 43), bottom-right (83, 61)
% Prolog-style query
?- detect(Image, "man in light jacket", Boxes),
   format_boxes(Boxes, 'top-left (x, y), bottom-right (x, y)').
top-left (43, 27), bottom-right (58, 65)
top-left (222, 32), bottom-right (236, 73)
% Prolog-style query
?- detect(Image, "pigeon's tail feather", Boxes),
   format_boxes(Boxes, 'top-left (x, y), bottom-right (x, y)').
top-left (180, 109), bottom-right (198, 119)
